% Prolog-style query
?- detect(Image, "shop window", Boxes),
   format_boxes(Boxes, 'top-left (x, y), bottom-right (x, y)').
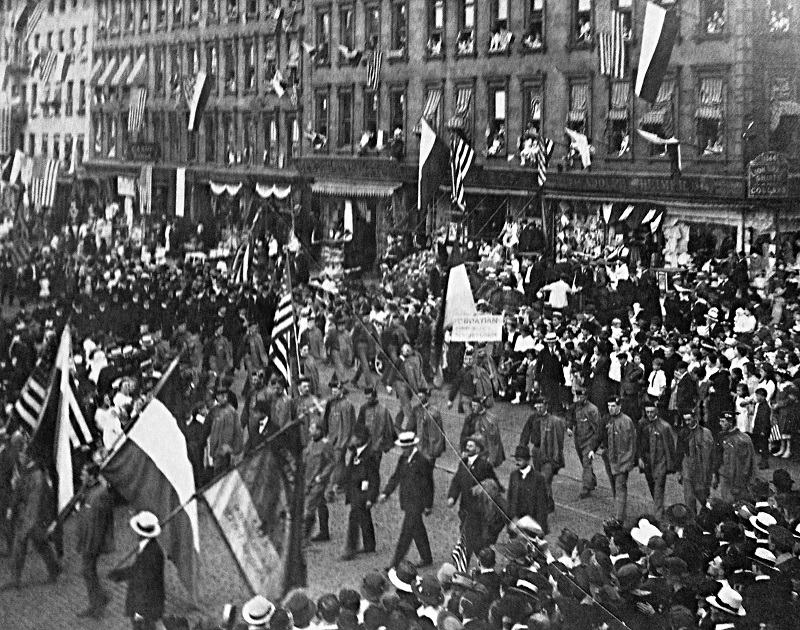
top-left (390, 0), bottom-right (407, 56)
top-left (154, 47), bottom-right (165, 95)
top-left (315, 8), bottom-right (330, 65)
top-left (287, 112), bottom-right (300, 160)
top-left (572, 0), bottom-right (592, 46)
top-left (457, 0), bottom-right (475, 55)
top-left (205, 112), bottom-right (216, 162)
top-left (263, 111), bottom-right (276, 165)
top-left (489, 0), bottom-right (512, 53)
top-left (157, 0), bottom-right (167, 29)
top-left (695, 75), bottom-right (725, 156)
top-left (447, 85), bottom-right (473, 142)
top-left (340, 5), bottom-right (355, 52)
top-left (65, 81), bottom-right (74, 116)
top-left (338, 88), bottom-right (353, 149)
top-left (486, 84), bottom-right (507, 157)
top-left (224, 40), bottom-right (236, 95)
top-left (244, 38), bottom-right (256, 91)
top-left (701, 0), bottom-right (725, 36)
top-left (567, 81), bottom-right (589, 135)
top-left (640, 78), bottom-right (676, 156)
top-left (616, 0), bottom-right (633, 40)
top-left (606, 81), bottom-right (631, 156)
top-left (426, 0), bottom-right (444, 57)
top-left (313, 90), bottom-right (329, 151)
top-left (76, 135), bottom-right (84, 165)
top-left (360, 89), bottom-right (379, 152)
top-left (365, 4), bottom-right (380, 49)
top-left (768, 0), bottom-right (792, 32)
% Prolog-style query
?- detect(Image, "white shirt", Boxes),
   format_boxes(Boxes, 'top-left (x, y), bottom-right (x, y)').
top-left (647, 370), bottom-right (667, 398)
top-left (519, 465), bottom-right (531, 480)
top-left (541, 279), bottom-right (572, 309)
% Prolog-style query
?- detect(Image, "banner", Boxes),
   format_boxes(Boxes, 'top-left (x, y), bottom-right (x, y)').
top-left (117, 176), bottom-right (136, 197)
top-left (450, 315), bottom-right (504, 343)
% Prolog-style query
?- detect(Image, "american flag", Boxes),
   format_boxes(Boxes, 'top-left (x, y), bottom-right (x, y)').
top-left (598, 10), bottom-right (626, 80)
top-left (366, 48), bottom-right (382, 91)
top-left (14, 363), bottom-right (49, 431)
top-left (268, 263), bottom-right (296, 387)
top-left (450, 134), bottom-right (475, 211)
top-left (39, 50), bottom-right (57, 84)
top-left (139, 164), bottom-right (152, 215)
top-left (535, 136), bottom-right (554, 187)
top-left (30, 157), bottom-right (59, 209)
top-left (451, 531), bottom-right (469, 572)
top-left (22, 1), bottom-right (45, 42)
top-left (128, 86), bottom-right (148, 134)
top-left (231, 239), bottom-right (253, 286)
top-left (0, 106), bottom-right (12, 154)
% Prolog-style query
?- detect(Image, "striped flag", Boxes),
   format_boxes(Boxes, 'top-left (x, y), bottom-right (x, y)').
top-left (450, 134), bottom-right (475, 211)
top-left (268, 264), bottom-right (296, 387)
top-left (30, 157), bottom-right (59, 209)
top-left (598, 10), bottom-right (626, 79)
top-left (635, 2), bottom-right (680, 103)
top-left (366, 48), bottom-right (382, 91)
top-left (17, 1), bottom-right (45, 41)
top-left (452, 531), bottom-right (469, 572)
top-left (231, 239), bottom-right (253, 286)
top-left (39, 50), bottom-right (57, 84)
top-left (0, 106), bottom-right (12, 155)
top-left (14, 363), bottom-right (49, 431)
top-left (128, 86), bottom-right (148, 134)
top-left (139, 164), bottom-right (152, 215)
top-left (186, 70), bottom-right (212, 132)
top-left (535, 136), bottom-right (554, 187)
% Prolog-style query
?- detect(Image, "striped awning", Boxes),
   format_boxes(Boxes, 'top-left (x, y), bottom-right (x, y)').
top-left (110, 54), bottom-right (131, 86)
top-left (567, 109), bottom-right (586, 123)
top-left (89, 57), bottom-right (103, 84)
top-left (529, 96), bottom-right (541, 121)
top-left (695, 105), bottom-right (722, 120)
top-left (96, 57), bottom-right (118, 87)
top-left (311, 180), bottom-right (400, 198)
top-left (446, 86), bottom-right (473, 130)
top-left (695, 77), bottom-right (723, 119)
top-left (653, 79), bottom-right (675, 108)
top-left (127, 53), bottom-right (147, 85)
top-left (640, 108), bottom-right (667, 126)
top-left (414, 88), bottom-right (441, 133)
top-left (570, 83), bottom-right (588, 111)
top-left (610, 82), bottom-right (629, 110)
top-left (607, 108), bottom-right (628, 121)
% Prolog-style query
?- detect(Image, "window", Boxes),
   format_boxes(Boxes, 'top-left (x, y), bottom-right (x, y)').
top-left (170, 46), bottom-right (181, 98)
top-left (390, 0), bottom-right (407, 54)
top-left (108, 115), bottom-right (117, 156)
top-left (426, 0), bottom-right (444, 57)
top-left (206, 40), bottom-right (218, 78)
top-left (48, 0), bottom-right (54, 12)
top-left (365, 4), bottom-right (380, 49)
top-left (243, 39), bottom-right (256, 91)
top-left (157, 0), bottom-right (167, 28)
top-left (47, 32), bottom-right (53, 49)
top-left (154, 47), bottom-right (165, 95)
top-left (170, 111), bottom-right (182, 161)
top-left (205, 111), bottom-right (216, 162)
top-left (78, 80), bottom-right (86, 114)
top-left (362, 89), bottom-right (379, 150)
top-left (92, 114), bottom-right (102, 156)
top-left (340, 6), bottom-right (355, 51)
top-left (313, 90), bottom-right (329, 151)
top-left (264, 36), bottom-right (278, 89)
top-left (190, 0), bottom-right (200, 23)
top-left (415, 85), bottom-right (441, 133)
top-left (640, 78), bottom-right (676, 156)
top-left (28, 134), bottom-right (36, 156)
top-left (262, 110), bottom-right (277, 165)
top-left (222, 112), bottom-right (236, 164)
top-left (338, 88), bottom-right (353, 148)
top-left (140, 0), bottom-right (150, 30)
top-left (59, 0), bottom-right (66, 10)
top-left (567, 81), bottom-right (589, 134)
top-left (224, 40), bottom-right (236, 95)
top-left (457, 0), bottom-right (475, 55)
top-left (227, 0), bottom-right (238, 21)
top-left (447, 85), bottom-right (473, 141)
top-left (489, 0), bottom-right (512, 53)
top-left (616, 0), bottom-right (633, 40)
top-left (315, 8), bottom-right (330, 64)
top-left (246, 0), bottom-right (257, 18)
top-left (41, 133), bottom-right (48, 158)
top-left (389, 85), bottom-right (405, 138)
top-left (58, 30), bottom-right (64, 52)
top-left (52, 86), bottom-right (61, 117)
top-left (76, 135), bottom-right (84, 165)
top-left (769, 75), bottom-right (800, 154)
top-left (606, 81), bottom-right (631, 156)
top-left (701, 0), bottom-right (725, 36)
top-left (768, 0), bottom-right (792, 32)
top-left (30, 84), bottom-right (38, 117)
top-left (98, 0), bottom-right (108, 37)
top-left (487, 84), bottom-right (507, 157)
top-left (125, 0), bottom-right (134, 31)
top-left (64, 134), bottom-right (73, 170)
top-left (286, 112), bottom-right (300, 160)
top-left (187, 117), bottom-right (197, 161)
top-left (207, 0), bottom-right (218, 23)
top-left (695, 75), bottom-right (725, 156)
top-left (573, 0), bottom-right (592, 45)
top-left (69, 28), bottom-right (76, 51)
top-left (174, 0), bottom-right (183, 26)
top-left (519, 83), bottom-right (543, 166)
top-left (53, 134), bottom-right (60, 162)
top-left (187, 44), bottom-right (198, 76)
top-left (110, 0), bottom-right (120, 35)
top-left (241, 113), bottom-right (255, 163)
top-left (65, 81), bottom-right (74, 116)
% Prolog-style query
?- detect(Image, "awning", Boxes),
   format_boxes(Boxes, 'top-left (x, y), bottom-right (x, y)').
top-left (311, 180), bottom-right (400, 198)
top-left (567, 109), bottom-right (586, 123)
top-left (640, 108), bottom-right (667, 126)
top-left (447, 86), bottom-right (473, 130)
top-left (210, 181), bottom-right (243, 196)
top-left (96, 57), bottom-right (117, 87)
top-left (89, 57), bottom-right (103, 84)
top-left (414, 88), bottom-right (442, 133)
top-left (110, 54), bottom-right (131, 86)
top-left (255, 183), bottom-right (292, 199)
top-left (126, 53), bottom-right (147, 85)
top-left (607, 108), bottom-right (628, 121)
top-left (695, 77), bottom-right (723, 119)
top-left (695, 105), bottom-right (722, 120)
top-left (771, 100), bottom-right (800, 131)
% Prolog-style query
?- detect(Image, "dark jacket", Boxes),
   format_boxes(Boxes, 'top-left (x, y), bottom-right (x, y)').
top-left (752, 400), bottom-right (771, 437)
top-left (447, 454), bottom-right (499, 519)
top-left (343, 445), bottom-right (380, 506)
top-left (673, 372), bottom-right (699, 415)
top-left (75, 482), bottom-right (115, 557)
top-left (119, 539), bottom-right (165, 621)
top-left (507, 467), bottom-right (550, 534)
top-left (382, 449), bottom-right (434, 513)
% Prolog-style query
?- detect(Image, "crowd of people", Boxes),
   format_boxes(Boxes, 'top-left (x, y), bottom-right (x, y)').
top-left (0, 202), bottom-right (799, 630)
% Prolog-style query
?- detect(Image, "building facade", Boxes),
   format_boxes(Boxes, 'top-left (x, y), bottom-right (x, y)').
top-left (297, 0), bottom-right (799, 268)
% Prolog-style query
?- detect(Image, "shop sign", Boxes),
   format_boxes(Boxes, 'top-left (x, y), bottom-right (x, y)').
top-left (128, 142), bottom-right (160, 162)
top-left (117, 176), bottom-right (136, 197)
top-left (451, 315), bottom-right (504, 343)
top-left (748, 152), bottom-right (788, 199)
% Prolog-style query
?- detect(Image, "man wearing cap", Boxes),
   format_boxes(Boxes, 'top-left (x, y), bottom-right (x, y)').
top-left (304, 420), bottom-right (335, 543)
top-left (241, 370), bottom-right (271, 450)
top-left (518, 396), bottom-right (565, 513)
top-left (326, 317), bottom-right (352, 385)
top-left (668, 361), bottom-right (697, 429)
top-left (379, 431), bottom-right (434, 569)
top-left (637, 402), bottom-right (677, 520)
top-left (207, 383), bottom-right (243, 475)
top-left (568, 386), bottom-right (601, 499)
top-left (299, 344), bottom-right (322, 396)
top-left (108, 511), bottom-right (165, 630)
top-left (394, 343), bottom-right (428, 422)
top-left (294, 377), bottom-right (325, 448)
top-left (713, 411), bottom-right (755, 503)
top-left (447, 352), bottom-right (494, 413)
top-left (507, 445), bottom-right (549, 535)
top-left (207, 320), bottom-right (234, 377)
top-left (460, 397), bottom-right (505, 468)
top-left (323, 376), bottom-right (356, 496)
top-left (341, 424), bottom-right (380, 560)
top-left (675, 411), bottom-right (714, 514)
top-left (595, 397), bottom-right (637, 522)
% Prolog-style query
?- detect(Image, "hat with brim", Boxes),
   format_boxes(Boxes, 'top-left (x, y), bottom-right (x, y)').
top-left (666, 503), bottom-right (695, 527)
top-left (545, 332), bottom-right (558, 343)
top-left (387, 563), bottom-right (417, 593)
top-left (411, 575), bottom-right (444, 606)
top-left (631, 519), bottom-right (662, 547)
top-left (753, 547), bottom-right (777, 569)
top-left (706, 584), bottom-right (746, 617)
top-left (395, 431), bottom-right (419, 448)
top-left (749, 512), bottom-right (778, 536)
top-left (242, 595), bottom-right (276, 626)
top-left (130, 511), bottom-right (162, 538)
top-left (496, 538), bottom-right (529, 563)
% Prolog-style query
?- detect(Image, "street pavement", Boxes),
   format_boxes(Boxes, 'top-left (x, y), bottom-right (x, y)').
top-left (1, 368), bottom-right (796, 629)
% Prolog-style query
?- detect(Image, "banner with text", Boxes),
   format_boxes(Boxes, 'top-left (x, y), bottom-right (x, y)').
top-left (451, 315), bottom-right (503, 343)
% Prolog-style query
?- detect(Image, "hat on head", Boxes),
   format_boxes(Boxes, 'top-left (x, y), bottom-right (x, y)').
top-left (412, 575), bottom-right (445, 606)
top-left (750, 511), bottom-right (778, 536)
top-left (129, 511), bottom-right (161, 538)
top-left (754, 547), bottom-right (777, 569)
top-left (437, 563), bottom-right (457, 586)
top-left (283, 590), bottom-right (317, 628)
top-left (666, 503), bottom-right (695, 527)
top-left (516, 515), bottom-right (544, 538)
top-left (772, 468), bottom-right (795, 491)
top-left (394, 431), bottom-right (419, 448)
top-left (437, 612), bottom-right (463, 630)
top-left (545, 332), bottom-right (558, 343)
top-left (450, 572), bottom-right (475, 590)
top-left (513, 445), bottom-right (531, 460)
top-left (387, 561), bottom-right (417, 593)
top-left (769, 525), bottom-right (796, 549)
top-left (363, 606), bottom-right (389, 630)
top-left (706, 583), bottom-right (746, 617)
top-left (615, 563), bottom-right (642, 592)
top-left (242, 595), bottom-right (276, 627)
top-left (631, 518), bottom-right (663, 547)
top-left (361, 571), bottom-right (388, 601)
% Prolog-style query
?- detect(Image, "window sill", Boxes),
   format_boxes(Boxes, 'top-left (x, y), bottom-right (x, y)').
top-left (520, 43), bottom-right (546, 54)
top-left (387, 49), bottom-right (407, 62)
top-left (695, 31), bottom-right (729, 43)
top-left (487, 45), bottom-right (512, 56)
top-left (424, 51), bottom-right (445, 61)
top-left (455, 49), bottom-right (477, 59)
top-left (566, 40), bottom-right (593, 52)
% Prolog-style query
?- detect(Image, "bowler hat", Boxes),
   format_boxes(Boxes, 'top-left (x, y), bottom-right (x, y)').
top-left (513, 445), bottom-right (531, 459)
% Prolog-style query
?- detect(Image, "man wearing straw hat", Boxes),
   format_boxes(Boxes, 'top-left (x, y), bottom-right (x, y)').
top-left (379, 431), bottom-right (434, 570)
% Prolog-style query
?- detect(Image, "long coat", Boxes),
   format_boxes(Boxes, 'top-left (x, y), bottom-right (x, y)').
top-left (343, 445), bottom-right (380, 506)
top-left (75, 482), bottom-right (115, 557)
top-left (120, 539), bottom-right (165, 621)
top-left (677, 423), bottom-right (714, 492)
top-left (598, 413), bottom-right (637, 476)
top-left (507, 468), bottom-right (550, 534)
top-left (383, 450), bottom-right (433, 514)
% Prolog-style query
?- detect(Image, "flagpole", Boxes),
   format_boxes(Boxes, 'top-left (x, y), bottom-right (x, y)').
top-left (283, 250), bottom-right (302, 393)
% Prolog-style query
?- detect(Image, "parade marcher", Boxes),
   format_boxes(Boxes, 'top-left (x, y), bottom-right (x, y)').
top-left (518, 396), bottom-right (565, 513)
top-left (460, 397), bottom-right (505, 468)
top-left (300, 344), bottom-right (322, 396)
top-left (618, 352), bottom-right (644, 422)
top-left (379, 431), bottom-right (434, 570)
top-left (568, 385), bottom-right (601, 499)
top-left (447, 351), bottom-right (494, 413)
top-left (637, 401), bottom-right (677, 520)
top-left (295, 376), bottom-right (325, 447)
top-left (241, 370), bottom-right (272, 451)
top-left (182, 399), bottom-right (211, 485)
top-left (323, 375), bottom-right (356, 497)
top-left (356, 387), bottom-right (395, 465)
top-left (394, 343), bottom-right (428, 422)
top-left (595, 396), bottom-right (637, 523)
top-left (108, 511), bottom-right (166, 630)
top-left (239, 321), bottom-right (268, 376)
top-left (506, 445), bottom-right (549, 535)
top-left (752, 387), bottom-right (772, 470)
top-left (350, 313), bottom-right (379, 390)
top-left (304, 421), bottom-right (335, 542)
top-left (713, 411), bottom-right (756, 503)
top-left (668, 360), bottom-right (697, 428)
top-left (536, 332), bottom-right (565, 412)
top-left (341, 424), bottom-right (380, 561)
top-left (0, 430), bottom-right (25, 552)
top-left (75, 462), bottom-right (115, 619)
top-left (207, 320), bottom-right (234, 378)
top-left (207, 383), bottom-right (243, 475)
top-left (407, 388), bottom-right (446, 504)
top-left (326, 317), bottom-right (352, 385)
top-left (675, 412), bottom-right (714, 515)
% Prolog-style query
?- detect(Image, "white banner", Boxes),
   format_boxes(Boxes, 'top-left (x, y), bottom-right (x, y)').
top-left (117, 175), bottom-right (136, 197)
top-left (451, 315), bottom-right (503, 343)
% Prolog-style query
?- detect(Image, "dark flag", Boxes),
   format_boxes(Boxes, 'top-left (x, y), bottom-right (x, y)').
top-left (635, 2), bottom-right (679, 103)
top-left (418, 118), bottom-right (449, 211)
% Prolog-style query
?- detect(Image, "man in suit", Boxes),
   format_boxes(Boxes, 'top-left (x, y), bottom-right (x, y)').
top-left (75, 462), bottom-right (115, 619)
top-left (109, 511), bottom-right (165, 630)
top-left (341, 424), bottom-right (380, 560)
top-left (752, 387), bottom-right (772, 470)
top-left (536, 333), bottom-right (565, 412)
top-left (506, 445), bottom-right (549, 535)
top-left (447, 434), bottom-right (500, 565)
top-left (618, 352), bottom-right (644, 422)
top-left (518, 396), bottom-right (565, 514)
top-left (379, 431), bottom-right (433, 570)
top-left (668, 361), bottom-right (698, 429)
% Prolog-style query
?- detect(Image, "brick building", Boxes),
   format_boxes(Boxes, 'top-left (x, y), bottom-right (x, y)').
top-left (297, 0), bottom-right (799, 268)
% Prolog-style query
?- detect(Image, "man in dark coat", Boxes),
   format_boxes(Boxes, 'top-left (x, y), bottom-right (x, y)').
top-left (341, 424), bottom-right (380, 560)
top-left (75, 462), bottom-right (115, 618)
top-left (379, 431), bottom-right (434, 570)
top-left (109, 511), bottom-right (165, 630)
top-left (506, 445), bottom-right (549, 534)
top-left (668, 361), bottom-right (698, 428)
top-left (535, 333), bottom-right (565, 412)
